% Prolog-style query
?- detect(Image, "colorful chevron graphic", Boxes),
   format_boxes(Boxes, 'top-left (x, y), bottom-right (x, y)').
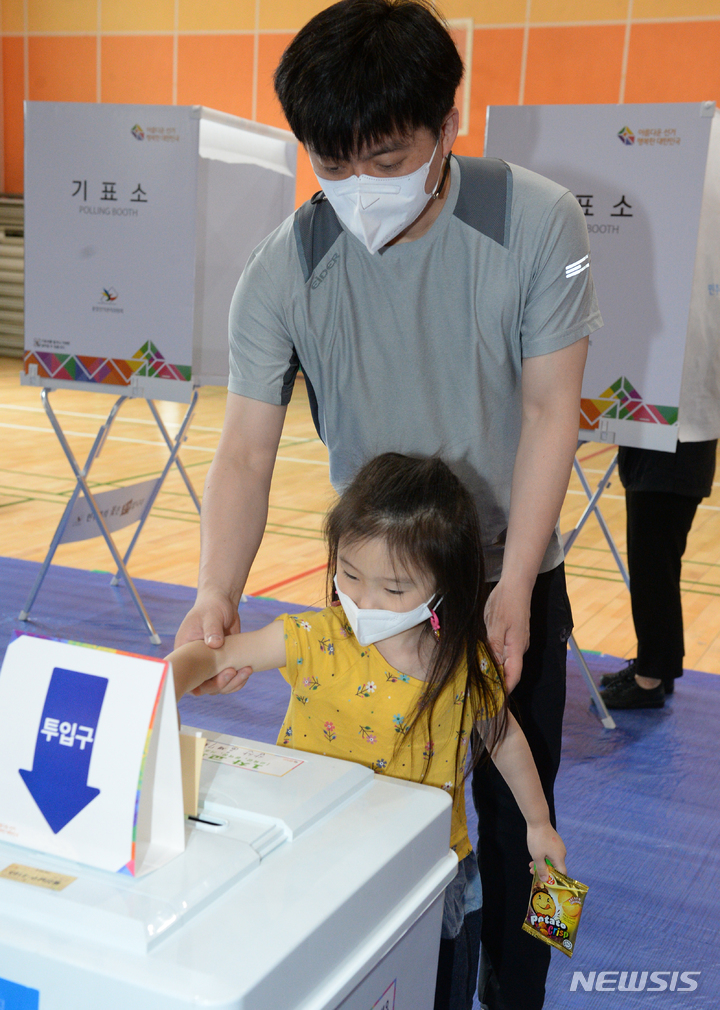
top-left (580, 376), bottom-right (678, 430)
top-left (23, 341), bottom-right (191, 386)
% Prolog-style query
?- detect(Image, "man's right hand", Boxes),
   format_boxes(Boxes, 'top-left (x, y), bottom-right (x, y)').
top-left (174, 393), bottom-right (288, 696)
top-left (174, 590), bottom-right (252, 696)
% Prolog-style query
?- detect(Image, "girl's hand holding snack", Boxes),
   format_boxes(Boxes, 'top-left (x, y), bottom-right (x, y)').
top-left (527, 824), bottom-right (567, 882)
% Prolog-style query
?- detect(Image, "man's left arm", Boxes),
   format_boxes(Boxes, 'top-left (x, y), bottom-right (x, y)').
top-left (485, 336), bottom-right (588, 690)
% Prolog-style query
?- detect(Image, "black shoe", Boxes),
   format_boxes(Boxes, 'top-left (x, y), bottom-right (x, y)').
top-left (604, 677), bottom-right (665, 709)
top-left (600, 659), bottom-right (636, 690)
top-left (601, 660), bottom-right (675, 696)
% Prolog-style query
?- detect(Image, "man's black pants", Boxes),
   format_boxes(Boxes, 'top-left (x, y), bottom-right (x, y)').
top-left (472, 563), bottom-right (572, 1010)
top-left (626, 489), bottom-right (700, 684)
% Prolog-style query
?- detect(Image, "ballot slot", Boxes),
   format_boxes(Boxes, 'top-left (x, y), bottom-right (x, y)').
top-left (186, 813), bottom-right (228, 829)
top-left (191, 728), bottom-right (375, 844)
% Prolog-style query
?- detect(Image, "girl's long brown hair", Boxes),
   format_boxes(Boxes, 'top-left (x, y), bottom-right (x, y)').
top-left (324, 453), bottom-right (508, 782)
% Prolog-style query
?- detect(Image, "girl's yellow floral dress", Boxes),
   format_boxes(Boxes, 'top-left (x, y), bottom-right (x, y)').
top-left (277, 605), bottom-right (502, 859)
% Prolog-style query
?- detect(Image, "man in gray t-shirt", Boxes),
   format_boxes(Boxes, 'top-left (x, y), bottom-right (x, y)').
top-left (176, 2), bottom-right (601, 1008)
top-left (227, 155), bottom-right (600, 583)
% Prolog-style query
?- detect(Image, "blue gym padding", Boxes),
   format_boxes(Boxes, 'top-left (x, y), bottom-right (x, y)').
top-left (0, 556), bottom-right (718, 1007)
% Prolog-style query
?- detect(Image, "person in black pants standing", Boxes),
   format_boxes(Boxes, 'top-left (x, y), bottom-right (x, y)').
top-left (601, 440), bottom-right (717, 709)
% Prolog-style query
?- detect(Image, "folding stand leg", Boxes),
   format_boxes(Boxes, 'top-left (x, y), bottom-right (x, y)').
top-left (568, 633), bottom-right (616, 730)
top-left (145, 393), bottom-right (250, 603)
top-left (569, 452), bottom-right (630, 589)
top-left (147, 393), bottom-right (201, 512)
top-left (563, 447), bottom-right (631, 729)
top-left (19, 390), bottom-right (127, 621)
top-left (564, 453), bottom-right (618, 552)
top-left (19, 388), bottom-right (162, 645)
top-left (110, 389), bottom-right (200, 585)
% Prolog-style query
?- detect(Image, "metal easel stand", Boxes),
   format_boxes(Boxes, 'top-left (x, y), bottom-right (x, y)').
top-left (110, 389), bottom-right (200, 585)
top-left (18, 387), bottom-right (201, 645)
top-left (563, 448), bottom-right (631, 730)
top-left (564, 451), bottom-right (630, 590)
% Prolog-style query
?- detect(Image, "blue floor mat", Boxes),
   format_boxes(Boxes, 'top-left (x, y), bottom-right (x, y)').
top-left (1, 557), bottom-right (718, 1007)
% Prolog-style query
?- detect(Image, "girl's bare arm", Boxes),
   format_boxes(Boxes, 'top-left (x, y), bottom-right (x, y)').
top-left (167, 620), bottom-right (287, 700)
top-left (477, 712), bottom-right (567, 881)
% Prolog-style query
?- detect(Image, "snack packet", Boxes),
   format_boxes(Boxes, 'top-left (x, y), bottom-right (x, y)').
top-left (521, 863), bottom-right (589, 957)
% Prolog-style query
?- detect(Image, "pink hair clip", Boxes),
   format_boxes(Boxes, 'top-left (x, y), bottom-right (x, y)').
top-left (430, 609), bottom-right (440, 638)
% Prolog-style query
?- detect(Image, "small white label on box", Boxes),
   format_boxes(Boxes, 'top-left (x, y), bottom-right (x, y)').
top-left (203, 742), bottom-right (304, 777)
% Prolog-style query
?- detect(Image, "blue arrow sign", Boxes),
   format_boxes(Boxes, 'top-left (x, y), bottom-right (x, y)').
top-left (19, 667), bottom-right (108, 834)
top-left (0, 975), bottom-right (39, 1010)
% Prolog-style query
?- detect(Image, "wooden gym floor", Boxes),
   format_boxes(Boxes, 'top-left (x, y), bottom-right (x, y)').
top-left (1, 356), bottom-right (719, 674)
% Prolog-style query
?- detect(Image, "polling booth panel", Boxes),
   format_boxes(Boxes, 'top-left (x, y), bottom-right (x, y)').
top-left (486, 101), bottom-right (720, 451)
top-left (22, 102), bottom-right (298, 401)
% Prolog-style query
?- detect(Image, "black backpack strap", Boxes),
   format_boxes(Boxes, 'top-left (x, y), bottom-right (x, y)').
top-left (452, 156), bottom-right (513, 248)
top-left (290, 193), bottom-right (341, 441)
top-left (293, 191), bottom-right (344, 282)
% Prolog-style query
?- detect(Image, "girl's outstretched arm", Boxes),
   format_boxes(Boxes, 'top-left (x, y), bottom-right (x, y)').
top-left (167, 620), bottom-right (286, 701)
top-left (477, 712), bottom-right (567, 882)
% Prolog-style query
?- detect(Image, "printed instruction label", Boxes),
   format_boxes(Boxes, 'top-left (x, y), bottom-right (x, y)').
top-left (0, 862), bottom-right (76, 891)
top-left (203, 742), bottom-right (304, 777)
top-left (371, 979), bottom-right (396, 1010)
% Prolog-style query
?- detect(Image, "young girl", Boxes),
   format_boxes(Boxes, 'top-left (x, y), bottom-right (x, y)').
top-left (169, 453), bottom-right (566, 1010)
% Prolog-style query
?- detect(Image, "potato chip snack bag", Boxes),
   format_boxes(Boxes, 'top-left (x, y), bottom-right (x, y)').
top-left (521, 865), bottom-right (589, 957)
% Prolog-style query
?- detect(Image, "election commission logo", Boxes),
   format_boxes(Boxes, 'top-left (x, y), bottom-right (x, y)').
top-left (93, 288), bottom-right (123, 314)
top-left (617, 125), bottom-right (635, 145)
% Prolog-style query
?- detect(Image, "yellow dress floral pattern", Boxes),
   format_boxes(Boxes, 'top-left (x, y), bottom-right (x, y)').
top-left (276, 606), bottom-right (503, 860)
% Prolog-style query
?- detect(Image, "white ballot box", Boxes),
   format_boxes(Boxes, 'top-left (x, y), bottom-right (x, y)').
top-left (22, 102), bottom-right (297, 401)
top-left (0, 729), bottom-right (456, 1010)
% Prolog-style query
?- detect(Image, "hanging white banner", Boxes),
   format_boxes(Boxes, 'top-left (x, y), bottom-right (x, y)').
top-left (59, 478), bottom-right (159, 544)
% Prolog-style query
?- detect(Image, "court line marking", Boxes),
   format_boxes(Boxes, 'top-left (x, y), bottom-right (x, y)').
top-left (0, 421), bottom-right (329, 464)
top-left (0, 403), bottom-right (321, 443)
top-left (251, 562), bottom-right (328, 598)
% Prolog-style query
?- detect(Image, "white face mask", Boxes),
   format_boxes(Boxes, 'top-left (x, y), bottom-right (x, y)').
top-left (318, 140), bottom-right (444, 255)
top-left (334, 575), bottom-right (438, 646)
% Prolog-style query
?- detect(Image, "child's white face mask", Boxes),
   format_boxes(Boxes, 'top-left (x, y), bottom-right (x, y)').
top-left (317, 140), bottom-right (443, 255)
top-left (334, 575), bottom-right (437, 646)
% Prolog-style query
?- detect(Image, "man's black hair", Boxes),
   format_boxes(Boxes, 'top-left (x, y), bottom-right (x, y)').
top-left (274, 0), bottom-right (464, 161)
